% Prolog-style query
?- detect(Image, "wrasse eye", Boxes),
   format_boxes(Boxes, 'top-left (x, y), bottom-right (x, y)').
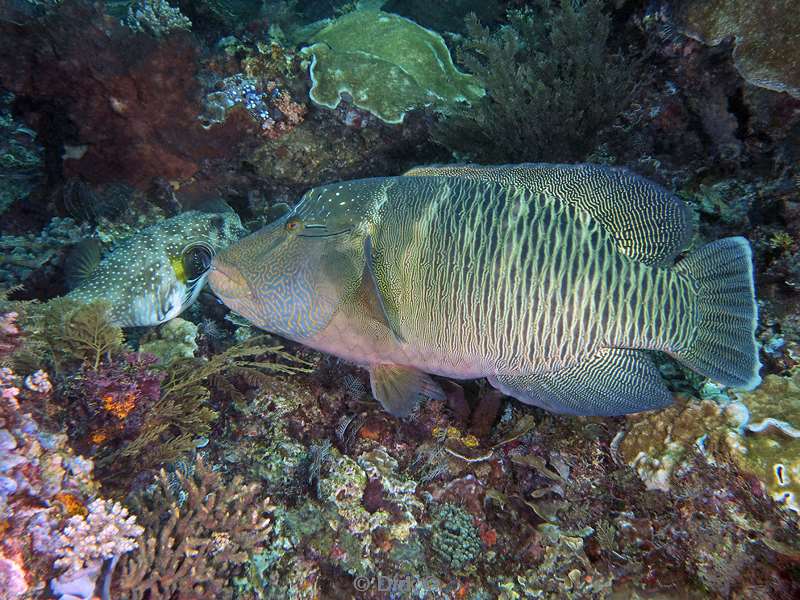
top-left (286, 218), bottom-right (304, 233)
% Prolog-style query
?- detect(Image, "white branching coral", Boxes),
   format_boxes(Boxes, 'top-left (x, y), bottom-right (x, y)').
top-left (125, 0), bottom-right (191, 37)
top-left (52, 499), bottom-right (143, 576)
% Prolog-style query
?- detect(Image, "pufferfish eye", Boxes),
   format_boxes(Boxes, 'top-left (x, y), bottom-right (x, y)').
top-left (182, 243), bottom-right (214, 281)
top-left (285, 217), bottom-right (304, 233)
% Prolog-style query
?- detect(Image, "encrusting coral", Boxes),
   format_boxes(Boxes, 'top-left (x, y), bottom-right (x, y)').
top-left (138, 317), bottom-right (198, 364)
top-left (115, 458), bottom-right (274, 600)
top-left (732, 372), bottom-right (800, 512)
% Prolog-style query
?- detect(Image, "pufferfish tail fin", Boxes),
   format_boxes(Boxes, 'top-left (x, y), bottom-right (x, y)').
top-left (671, 237), bottom-right (761, 390)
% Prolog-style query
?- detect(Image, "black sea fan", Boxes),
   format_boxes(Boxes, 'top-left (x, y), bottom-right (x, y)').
top-left (433, 0), bottom-right (639, 163)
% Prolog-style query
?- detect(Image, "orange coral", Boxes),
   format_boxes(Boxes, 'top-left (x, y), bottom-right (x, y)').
top-left (102, 392), bottom-right (136, 420)
top-left (53, 492), bottom-right (88, 517)
top-left (90, 430), bottom-right (110, 445)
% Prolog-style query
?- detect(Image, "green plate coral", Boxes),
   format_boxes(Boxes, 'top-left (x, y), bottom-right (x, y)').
top-left (300, 10), bottom-right (484, 123)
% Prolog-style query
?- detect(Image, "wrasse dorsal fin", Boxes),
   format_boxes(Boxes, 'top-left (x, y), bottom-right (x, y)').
top-left (403, 163), bottom-right (693, 267)
top-left (369, 364), bottom-right (445, 417)
top-left (357, 235), bottom-right (405, 343)
top-left (488, 348), bottom-right (673, 416)
top-left (64, 239), bottom-right (103, 290)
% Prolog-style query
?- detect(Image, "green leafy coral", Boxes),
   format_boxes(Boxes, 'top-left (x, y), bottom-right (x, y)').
top-left (432, 0), bottom-right (638, 162)
top-left (300, 9), bottom-right (484, 123)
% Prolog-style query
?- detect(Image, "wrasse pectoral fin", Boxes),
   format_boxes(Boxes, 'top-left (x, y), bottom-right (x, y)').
top-left (488, 348), bottom-right (673, 417)
top-left (369, 364), bottom-right (445, 418)
top-left (357, 235), bottom-right (405, 343)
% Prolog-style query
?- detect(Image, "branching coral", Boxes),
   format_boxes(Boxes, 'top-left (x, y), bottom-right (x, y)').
top-left (115, 458), bottom-right (274, 599)
top-left (41, 498), bottom-right (142, 577)
top-left (432, 0), bottom-right (639, 162)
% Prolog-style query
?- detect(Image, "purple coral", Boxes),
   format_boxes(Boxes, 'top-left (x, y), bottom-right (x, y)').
top-left (76, 352), bottom-right (163, 440)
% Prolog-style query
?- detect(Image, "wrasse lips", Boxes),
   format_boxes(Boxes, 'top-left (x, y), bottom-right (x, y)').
top-left (208, 257), bottom-right (251, 302)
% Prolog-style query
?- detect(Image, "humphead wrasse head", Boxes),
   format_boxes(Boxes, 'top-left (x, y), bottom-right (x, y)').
top-left (209, 178), bottom-right (392, 340)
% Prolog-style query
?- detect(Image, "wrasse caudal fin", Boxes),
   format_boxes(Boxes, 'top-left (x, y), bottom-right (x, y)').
top-left (672, 236), bottom-right (761, 390)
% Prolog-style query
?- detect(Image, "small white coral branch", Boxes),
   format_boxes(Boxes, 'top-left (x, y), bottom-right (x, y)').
top-left (53, 499), bottom-right (144, 576)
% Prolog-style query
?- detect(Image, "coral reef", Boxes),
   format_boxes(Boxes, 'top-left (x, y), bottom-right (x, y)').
top-left (300, 9), bottom-right (484, 123)
top-left (0, 362), bottom-right (139, 599)
top-left (0, 93), bottom-right (43, 216)
top-left (674, 0), bottom-right (800, 98)
top-left (116, 458), bottom-right (274, 600)
top-left (433, 1), bottom-right (638, 162)
top-left (0, 1), bottom-right (799, 598)
top-left (125, 0), bottom-right (192, 37)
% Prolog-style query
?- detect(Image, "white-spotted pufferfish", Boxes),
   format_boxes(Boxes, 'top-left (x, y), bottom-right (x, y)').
top-left (68, 207), bottom-right (245, 327)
